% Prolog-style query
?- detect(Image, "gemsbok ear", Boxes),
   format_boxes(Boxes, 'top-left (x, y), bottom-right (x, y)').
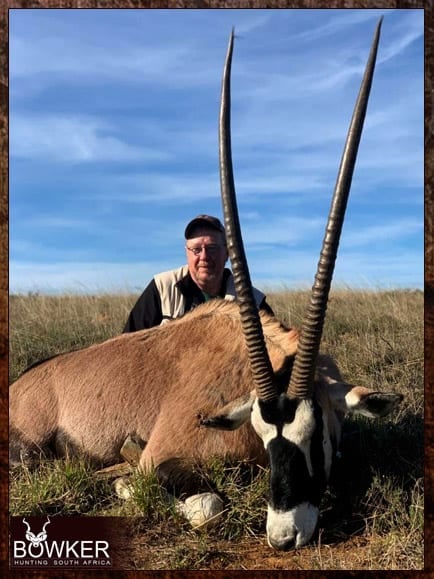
top-left (329, 383), bottom-right (403, 418)
top-left (200, 391), bottom-right (255, 430)
top-left (347, 390), bottom-right (403, 418)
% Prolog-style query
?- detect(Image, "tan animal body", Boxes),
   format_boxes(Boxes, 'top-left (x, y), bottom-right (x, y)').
top-left (10, 300), bottom-right (297, 470)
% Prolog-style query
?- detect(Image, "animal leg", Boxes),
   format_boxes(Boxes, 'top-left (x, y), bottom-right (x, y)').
top-left (175, 492), bottom-right (224, 529)
top-left (9, 425), bottom-right (55, 467)
top-left (142, 455), bottom-right (216, 498)
top-left (139, 438), bottom-right (225, 529)
top-left (113, 476), bottom-right (224, 529)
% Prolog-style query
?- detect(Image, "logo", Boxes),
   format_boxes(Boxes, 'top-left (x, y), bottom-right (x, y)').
top-left (11, 516), bottom-right (112, 568)
top-left (23, 517), bottom-right (51, 548)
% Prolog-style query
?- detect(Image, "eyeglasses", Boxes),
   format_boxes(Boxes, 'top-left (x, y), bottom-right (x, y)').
top-left (186, 244), bottom-right (226, 256)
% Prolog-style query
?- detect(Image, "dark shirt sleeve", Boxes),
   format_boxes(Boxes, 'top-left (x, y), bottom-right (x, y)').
top-left (123, 279), bottom-right (163, 332)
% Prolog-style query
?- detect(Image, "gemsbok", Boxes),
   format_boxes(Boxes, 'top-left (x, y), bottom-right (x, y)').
top-left (10, 20), bottom-right (402, 550)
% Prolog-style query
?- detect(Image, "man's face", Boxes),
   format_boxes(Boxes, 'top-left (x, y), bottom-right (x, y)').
top-left (185, 227), bottom-right (228, 294)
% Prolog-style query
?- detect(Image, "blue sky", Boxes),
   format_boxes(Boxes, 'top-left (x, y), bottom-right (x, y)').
top-left (9, 8), bottom-right (424, 294)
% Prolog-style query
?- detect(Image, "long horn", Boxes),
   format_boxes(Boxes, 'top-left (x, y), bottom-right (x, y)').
top-left (219, 29), bottom-right (277, 403)
top-left (42, 516), bottom-right (51, 533)
top-left (288, 18), bottom-right (383, 399)
top-left (22, 518), bottom-right (31, 533)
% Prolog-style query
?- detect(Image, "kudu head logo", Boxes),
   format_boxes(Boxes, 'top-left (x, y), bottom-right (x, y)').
top-left (22, 517), bottom-right (51, 546)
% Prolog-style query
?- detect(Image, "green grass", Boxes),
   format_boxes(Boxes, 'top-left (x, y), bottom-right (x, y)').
top-left (9, 456), bottom-right (115, 516)
top-left (9, 289), bottom-right (424, 569)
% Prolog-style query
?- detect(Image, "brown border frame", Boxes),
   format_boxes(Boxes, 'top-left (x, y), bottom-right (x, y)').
top-left (1, 2), bottom-right (430, 577)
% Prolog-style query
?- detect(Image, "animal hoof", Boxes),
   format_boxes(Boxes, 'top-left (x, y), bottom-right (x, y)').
top-left (120, 435), bottom-right (146, 466)
top-left (176, 492), bottom-right (224, 529)
top-left (114, 476), bottom-right (133, 500)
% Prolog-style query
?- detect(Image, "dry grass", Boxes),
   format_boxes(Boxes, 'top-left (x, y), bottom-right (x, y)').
top-left (9, 289), bottom-right (423, 570)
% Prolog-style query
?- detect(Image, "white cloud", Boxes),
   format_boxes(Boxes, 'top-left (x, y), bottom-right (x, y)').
top-left (84, 172), bottom-right (220, 203)
top-left (16, 216), bottom-right (93, 229)
top-left (10, 34), bottom-right (193, 84)
top-left (10, 114), bottom-right (170, 163)
top-left (379, 10), bottom-right (424, 64)
top-left (291, 9), bottom-right (388, 43)
top-left (9, 260), bottom-right (169, 295)
top-left (235, 13), bottom-right (275, 36)
top-left (242, 216), bottom-right (324, 247)
top-left (249, 248), bottom-right (422, 289)
top-left (343, 220), bottom-right (423, 248)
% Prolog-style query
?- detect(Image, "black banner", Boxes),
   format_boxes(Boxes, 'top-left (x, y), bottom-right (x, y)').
top-left (9, 516), bottom-right (133, 570)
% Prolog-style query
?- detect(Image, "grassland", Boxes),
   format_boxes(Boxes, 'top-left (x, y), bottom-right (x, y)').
top-left (9, 289), bottom-right (424, 570)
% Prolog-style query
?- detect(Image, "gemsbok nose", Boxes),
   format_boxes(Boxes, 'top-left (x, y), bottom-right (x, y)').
top-left (266, 502), bottom-right (320, 550)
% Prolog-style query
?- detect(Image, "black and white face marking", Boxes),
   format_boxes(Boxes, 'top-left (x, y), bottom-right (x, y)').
top-left (251, 393), bottom-right (333, 550)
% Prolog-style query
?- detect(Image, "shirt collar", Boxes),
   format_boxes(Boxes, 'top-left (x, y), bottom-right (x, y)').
top-left (176, 267), bottom-right (231, 298)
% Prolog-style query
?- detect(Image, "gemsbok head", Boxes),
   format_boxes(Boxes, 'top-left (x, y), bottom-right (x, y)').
top-left (9, 19), bottom-right (402, 550)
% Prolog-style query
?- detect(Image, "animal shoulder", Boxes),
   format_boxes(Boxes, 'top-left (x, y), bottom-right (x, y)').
top-left (171, 299), bottom-right (286, 332)
top-left (172, 299), bottom-right (297, 352)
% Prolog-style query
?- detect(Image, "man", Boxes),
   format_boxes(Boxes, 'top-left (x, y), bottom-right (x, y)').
top-left (123, 214), bottom-right (273, 332)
